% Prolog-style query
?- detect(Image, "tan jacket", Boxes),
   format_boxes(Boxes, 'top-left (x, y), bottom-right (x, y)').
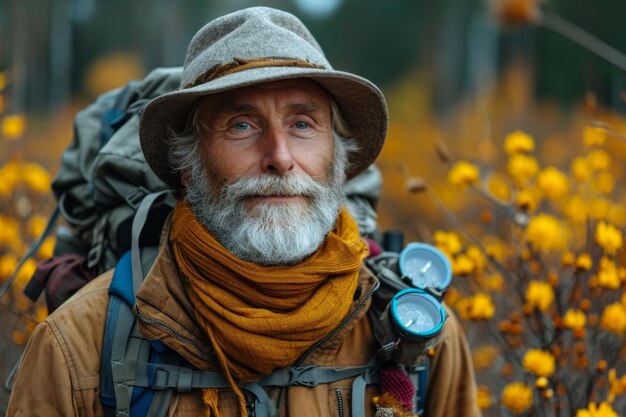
top-left (7, 240), bottom-right (480, 417)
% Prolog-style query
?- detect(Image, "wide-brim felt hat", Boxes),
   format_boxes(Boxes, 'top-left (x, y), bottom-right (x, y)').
top-left (139, 6), bottom-right (388, 190)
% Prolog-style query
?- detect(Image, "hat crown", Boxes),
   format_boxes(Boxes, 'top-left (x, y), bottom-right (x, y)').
top-left (182, 7), bottom-right (332, 88)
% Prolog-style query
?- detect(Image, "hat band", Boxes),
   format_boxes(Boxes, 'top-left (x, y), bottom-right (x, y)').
top-left (184, 57), bottom-right (326, 89)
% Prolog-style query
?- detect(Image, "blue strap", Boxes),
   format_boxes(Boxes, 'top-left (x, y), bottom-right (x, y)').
top-left (417, 361), bottom-right (429, 415)
top-left (351, 357), bottom-right (380, 417)
top-left (100, 295), bottom-right (122, 411)
top-left (109, 251), bottom-right (135, 305)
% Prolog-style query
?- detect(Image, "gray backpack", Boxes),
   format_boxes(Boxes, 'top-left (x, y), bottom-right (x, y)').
top-left (53, 67), bottom-right (182, 272)
top-left (7, 67), bottom-right (183, 311)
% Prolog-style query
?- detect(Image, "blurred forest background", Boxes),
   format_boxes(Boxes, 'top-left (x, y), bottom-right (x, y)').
top-left (2, 0), bottom-right (626, 415)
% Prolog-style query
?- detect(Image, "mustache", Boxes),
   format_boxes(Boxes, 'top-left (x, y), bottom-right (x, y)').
top-left (222, 174), bottom-right (329, 200)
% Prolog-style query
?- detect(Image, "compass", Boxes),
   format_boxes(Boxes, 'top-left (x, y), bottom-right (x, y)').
top-left (390, 288), bottom-right (446, 339)
top-left (399, 242), bottom-right (452, 294)
top-left (375, 287), bottom-right (448, 364)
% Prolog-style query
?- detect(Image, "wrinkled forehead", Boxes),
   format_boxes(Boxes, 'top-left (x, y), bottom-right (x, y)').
top-left (195, 78), bottom-right (332, 117)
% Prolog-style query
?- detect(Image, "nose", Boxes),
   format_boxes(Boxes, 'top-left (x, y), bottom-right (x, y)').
top-left (260, 130), bottom-right (295, 175)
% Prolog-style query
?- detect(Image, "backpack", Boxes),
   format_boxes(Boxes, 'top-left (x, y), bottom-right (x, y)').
top-left (3, 69), bottom-right (431, 417)
top-left (21, 67), bottom-right (182, 311)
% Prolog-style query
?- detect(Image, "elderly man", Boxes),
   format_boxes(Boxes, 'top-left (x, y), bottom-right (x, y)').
top-left (7, 7), bottom-right (480, 417)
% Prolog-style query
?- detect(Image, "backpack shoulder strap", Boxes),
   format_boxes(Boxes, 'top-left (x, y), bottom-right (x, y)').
top-left (407, 361), bottom-right (429, 416)
top-left (101, 249), bottom-right (169, 417)
top-left (100, 188), bottom-right (176, 417)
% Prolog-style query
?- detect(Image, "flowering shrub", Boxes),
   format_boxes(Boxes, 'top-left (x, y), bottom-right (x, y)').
top-left (0, 71), bottom-right (53, 347)
top-left (432, 128), bottom-right (626, 416)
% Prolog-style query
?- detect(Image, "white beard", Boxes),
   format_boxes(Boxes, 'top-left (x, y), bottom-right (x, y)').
top-left (185, 173), bottom-right (344, 265)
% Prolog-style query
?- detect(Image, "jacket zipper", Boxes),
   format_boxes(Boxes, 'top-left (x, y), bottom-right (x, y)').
top-left (275, 277), bottom-right (380, 413)
top-left (133, 304), bottom-right (217, 364)
top-left (335, 388), bottom-right (345, 417)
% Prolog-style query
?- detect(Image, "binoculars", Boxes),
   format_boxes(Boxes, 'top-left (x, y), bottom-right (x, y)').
top-left (372, 234), bottom-right (452, 366)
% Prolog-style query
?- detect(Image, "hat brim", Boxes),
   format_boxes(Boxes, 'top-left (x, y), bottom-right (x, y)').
top-left (139, 66), bottom-right (388, 190)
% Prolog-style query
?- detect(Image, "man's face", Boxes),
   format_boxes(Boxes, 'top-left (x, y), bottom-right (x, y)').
top-left (184, 79), bottom-right (349, 265)
top-left (197, 78), bottom-right (335, 202)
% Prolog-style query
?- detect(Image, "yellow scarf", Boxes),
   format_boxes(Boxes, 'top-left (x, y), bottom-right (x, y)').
top-left (169, 202), bottom-right (368, 417)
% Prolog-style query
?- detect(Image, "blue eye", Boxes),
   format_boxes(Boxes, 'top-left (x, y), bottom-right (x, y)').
top-left (233, 122), bottom-right (250, 131)
top-left (294, 121), bottom-right (309, 129)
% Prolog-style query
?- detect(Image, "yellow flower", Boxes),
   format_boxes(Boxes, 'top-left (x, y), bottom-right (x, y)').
top-left (608, 204), bottom-right (626, 227)
top-left (468, 293), bottom-right (496, 320)
top-left (0, 254), bottom-right (18, 280)
top-left (504, 130), bottom-right (535, 154)
top-left (537, 167), bottom-right (569, 200)
top-left (0, 215), bottom-right (20, 245)
top-left (592, 172), bottom-right (615, 195)
top-left (455, 297), bottom-right (472, 320)
top-left (563, 309), bottom-right (587, 331)
top-left (583, 126), bottom-right (607, 147)
top-left (507, 153), bottom-right (539, 187)
top-left (575, 253), bottom-right (593, 271)
top-left (587, 149), bottom-right (611, 172)
top-left (1, 161), bottom-right (23, 182)
top-left (562, 251), bottom-right (576, 267)
top-left (0, 71), bottom-right (6, 90)
top-left (589, 199), bottom-right (611, 221)
top-left (600, 303), bottom-right (626, 334)
top-left (571, 157), bottom-right (592, 183)
top-left (595, 222), bottom-right (623, 255)
top-left (0, 95), bottom-right (5, 114)
top-left (525, 280), bottom-right (554, 312)
top-left (597, 257), bottom-right (622, 290)
top-left (483, 236), bottom-right (508, 261)
top-left (478, 273), bottom-right (504, 291)
top-left (608, 369), bottom-right (626, 403)
top-left (466, 246), bottom-right (487, 273)
top-left (1, 114), bottom-right (26, 139)
top-left (37, 236), bottom-right (55, 259)
top-left (487, 173), bottom-right (511, 202)
top-left (515, 188), bottom-right (540, 212)
top-left (444, 287), bottom-right (461, 307)
top-left (21, 163), bottom-right (51, 193)
top-left (12, 330), bottom-right (28, 346)
top-left (28, 215), bottom-right (48, 238)
top-left (448, 160), bottom-right (480, 188)
top-left (525, 214), bottom-right (567, 253)
top-left (434, 230), bottom-right (463, 255)
top-left (14, 258), bottom-right (37, 289)
top-left (0, 161), bottom-right (22, 197)
top-left (455, 293), bottom-right (496, 320)
top-left (476, 385), bottom-right (492, 409)
top-left (472, 345), bottom-right (500, 370)
top-left (575, 402), bottom-right (619, 417)
top-left (501, 382), bottom-right (533, 414)
top-left (0, 175), bottom-right (13, 197)
top-left (453, 254), bottom-right (475, 276)
top-left (535, 376), bottom-right (549, 389)
top-left (522, 349), bottom-right (556, 377)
